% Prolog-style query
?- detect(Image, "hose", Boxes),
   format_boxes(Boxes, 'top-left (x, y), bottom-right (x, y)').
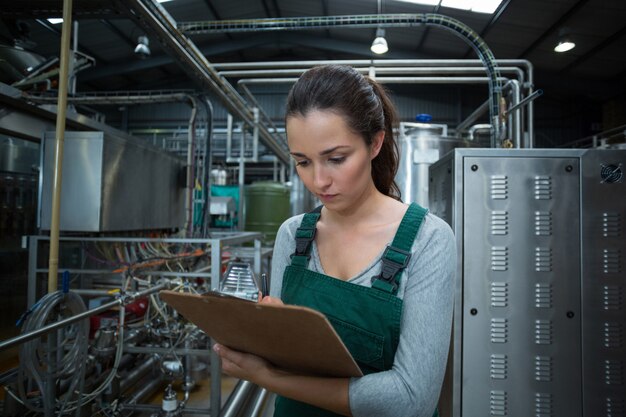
top-left (17, 291), bottom-right (127, 415)
top-left (17, 290), bottom-right (89, 414)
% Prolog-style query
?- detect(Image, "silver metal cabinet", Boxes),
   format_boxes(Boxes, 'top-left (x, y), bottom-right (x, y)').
top-left (40, 131), bottom-right (185, 232)
top-left (430, 148), bottom-right (626, 417)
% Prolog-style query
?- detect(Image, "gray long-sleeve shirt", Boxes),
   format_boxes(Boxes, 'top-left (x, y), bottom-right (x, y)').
top-left (270, 211), bottom-right (456, 417)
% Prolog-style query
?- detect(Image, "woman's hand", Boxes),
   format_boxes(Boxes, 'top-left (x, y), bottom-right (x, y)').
top-left (213, 343), bottom-right (278, 383)
top-left (213, 342), bottom-right (351, 416)
top-left (258, 295), bottom-right (284, 305)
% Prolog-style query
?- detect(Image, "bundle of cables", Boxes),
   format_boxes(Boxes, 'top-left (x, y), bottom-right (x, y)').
top-left (16, 290), bottom-right (89, 414)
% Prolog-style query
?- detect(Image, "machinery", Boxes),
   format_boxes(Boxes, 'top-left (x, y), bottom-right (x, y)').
top-left (430, 148), bottom-right (626, 417)
top-left (0, 232), bottom-right (269, 417)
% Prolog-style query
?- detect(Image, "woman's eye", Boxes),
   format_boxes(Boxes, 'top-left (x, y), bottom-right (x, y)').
top-left (295, 160), bottom-right (310, 167)
top-left (329, 157), bottom-right (346, 164)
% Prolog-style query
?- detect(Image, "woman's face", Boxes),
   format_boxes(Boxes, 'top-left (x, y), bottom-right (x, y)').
top-left (286, 110), bottom-right (383, 212)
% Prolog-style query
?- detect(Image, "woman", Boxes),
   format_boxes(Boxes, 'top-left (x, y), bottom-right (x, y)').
top-left (213, 65), bottom-right (455, 417)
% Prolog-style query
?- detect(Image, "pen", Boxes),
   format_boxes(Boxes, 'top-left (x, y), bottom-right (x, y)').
top-left (260, 273), bottom-right (269, 298)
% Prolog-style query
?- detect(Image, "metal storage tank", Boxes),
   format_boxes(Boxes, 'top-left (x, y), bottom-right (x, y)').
top-left (395, 122), bottom-right (468, 207)
top-left (244, 181), bottom-right (290, 244)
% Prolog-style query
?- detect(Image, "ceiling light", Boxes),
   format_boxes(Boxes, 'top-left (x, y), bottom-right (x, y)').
top-left (134, 36), bottom-right (151, 59)
top-left (554, 28), bottom-right (575, 53)
top-left (47, 18), bottom-right (63, 24)
top-left (371, 28), bottom-right (388, 54)
top-left (394, 0), bottom-right (441, 5)
top-left (435, 0), bottom-right (503, 14)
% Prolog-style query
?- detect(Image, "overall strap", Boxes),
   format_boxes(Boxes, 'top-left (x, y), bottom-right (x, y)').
top-left (290, 205), bottom-right (323, 267)
top-left (371, 203), bottom-right (428, 294)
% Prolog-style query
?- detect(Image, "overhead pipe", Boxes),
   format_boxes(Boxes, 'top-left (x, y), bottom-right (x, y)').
top-left (178, 14), bottom-right (503, 144)
top-left (47, 0), bottom-right (73, 294)
top-left (211, 58), bottom-right (529, 71)
top-left (238, 83), bottom-right (284, 141)
top-left (230, 62), bottom-right (531, 148)
top-left (26, 90), bottom-right (196, 105)
top-left (214, 58), bottom-right (534, 146)
top-left (237, 74), bottom-right (527, 147)
top-left (125, 6), bottom-right (503, 146)
top-left (229, 66), bottom-right (525, 141)
top-left (221, 66), bottom-right (525, 82)
top-left (119, 0), bottom-right (290, 164)
top-left (237, 77), bottom-right (509, 85)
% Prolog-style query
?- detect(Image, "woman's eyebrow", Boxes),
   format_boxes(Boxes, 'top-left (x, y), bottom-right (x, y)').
top-left (290, 146), bottom-right (350, 158)
top-left (319, 145), bottom-right (350, 156)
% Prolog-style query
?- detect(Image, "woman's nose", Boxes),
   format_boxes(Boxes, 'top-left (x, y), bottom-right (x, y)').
top-left (312, 165), bottom-right (331, 189)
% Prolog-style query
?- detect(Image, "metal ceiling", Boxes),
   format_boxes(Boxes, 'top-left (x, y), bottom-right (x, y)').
top-left (1, 0), bottom-right (625, 101)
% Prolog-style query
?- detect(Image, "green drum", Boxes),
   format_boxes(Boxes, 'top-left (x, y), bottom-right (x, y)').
top-left (245, 181), bottom-right (290, 244)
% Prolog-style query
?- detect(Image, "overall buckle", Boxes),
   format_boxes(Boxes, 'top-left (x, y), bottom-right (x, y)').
top-left (371, 245), bottom-right (411, 291)
top-left (291, 227), bottom-right (316, 258)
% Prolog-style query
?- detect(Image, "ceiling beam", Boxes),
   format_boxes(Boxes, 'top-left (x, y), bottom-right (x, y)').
top-left (462, 0), bottom-right (512, 58)
top-left (200, 0), bottom-right (245, 60)
top-left (519, 0), bottom-right (589, 59)
top-left (79, 32), bottom-right (424, 83)
top-left (536, 69), bottom-right (614, 101)
top-left (260, 0), bottom-right (273, 18)
top-left (270, 0), bottom-right (282, 18)
top-left (80, 34), bottom-right (280, 82)
top-left (320, 0), bottom-right (332, 59)
top-left (559, 25), bottom-right (626, 75)
top-left (415, 2), bottom-right (441, 53)
top-left (99, 19), bottom-right (135, 48)
top-left (35, 19), bottom-right (109, 64)
top-left (283, 33), bottom-right (419, 59)
top-left (202, 0), bottom-right (223, 20)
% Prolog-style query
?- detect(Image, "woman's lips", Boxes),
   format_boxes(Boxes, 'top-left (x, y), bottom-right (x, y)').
top-left (319, 194), bottom-right (337, 201)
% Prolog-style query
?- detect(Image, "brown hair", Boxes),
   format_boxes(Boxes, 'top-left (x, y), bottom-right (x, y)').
top-left (285, 65), bottom-right (401, 200)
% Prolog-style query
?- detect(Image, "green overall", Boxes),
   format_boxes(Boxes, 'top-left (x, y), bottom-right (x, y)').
top-left (274, 203), bottom-right (430, 417)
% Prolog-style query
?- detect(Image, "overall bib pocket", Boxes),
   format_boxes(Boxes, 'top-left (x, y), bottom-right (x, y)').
top-left (328, 316), bottom-right (385, 372)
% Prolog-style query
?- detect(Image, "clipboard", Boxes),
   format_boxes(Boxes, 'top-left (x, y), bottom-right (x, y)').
top-left (159, 290), bottom-right (363, 377)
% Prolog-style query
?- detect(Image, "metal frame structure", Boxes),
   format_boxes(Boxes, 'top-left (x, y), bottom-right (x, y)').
top-left (13, 231), bottom-right (267, 417)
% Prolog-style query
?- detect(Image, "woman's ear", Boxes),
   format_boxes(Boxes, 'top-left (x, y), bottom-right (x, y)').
top-left (370, 131), bottom-right (385, 159)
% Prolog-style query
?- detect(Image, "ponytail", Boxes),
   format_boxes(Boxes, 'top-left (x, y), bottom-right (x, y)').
top-left (366, 79), bottom-right (401, 201)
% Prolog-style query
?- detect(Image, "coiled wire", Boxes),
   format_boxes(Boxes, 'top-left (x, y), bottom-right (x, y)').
top-left (16, 290), bottom-right (128, 415)
top-left (17, 290), bottom-right (89, 414)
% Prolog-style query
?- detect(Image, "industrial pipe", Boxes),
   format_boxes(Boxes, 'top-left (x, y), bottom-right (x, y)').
top-left (0, 283), bottom-right (167, 352)
top-left (468, 124), bottom-right (493, 141)
top-left (221, 66), bottom-right (524, 81)
top-left (120, 355), bottom-right (159, 393)
top-left (47, 0), bottom-right (73, 294)
top-left (219, 380), bottom-right (256, 417)
top-left (216, 58), bottom-right (534, 145)
top-left (178, 14), bottom-right (504, 143)
top-left (184, 96), bottom-right (198, 236)
top-left (121, 0), bottom-right (290, 164)
top-left (238, 76), bottom-right (509, 85)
